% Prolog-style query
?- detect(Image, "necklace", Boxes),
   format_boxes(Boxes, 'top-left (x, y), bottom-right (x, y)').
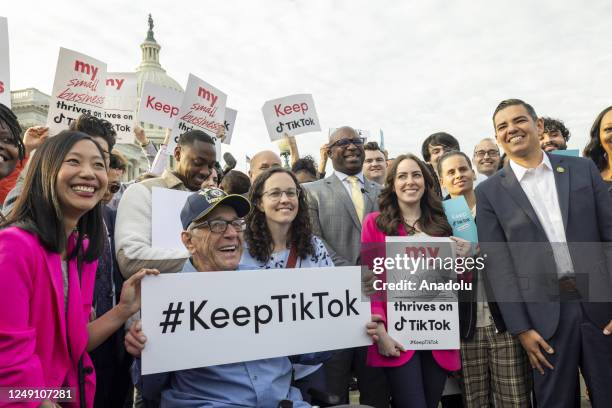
top-left (402, 217), bottom-right (421, 235)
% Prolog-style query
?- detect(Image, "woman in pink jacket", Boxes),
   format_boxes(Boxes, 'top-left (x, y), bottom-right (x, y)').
top-left (0, 131), bottom-right (156, 408)
top-left (362, 153), bottom-right (467, 408)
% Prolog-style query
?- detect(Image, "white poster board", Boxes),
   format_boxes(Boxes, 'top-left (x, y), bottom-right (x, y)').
top-left (0, 17), bottom-right (10, 107)
top-left (384, 236), bottom-right (460, 350)
top-left (262, 94), bottom-right (321, 141)
top-left (46, 48), bottom-right (107, 136)
top-left (168, 74), bottom-right (227, 157)
top-left (141, 266), bottom-right (370, 374)
top-left (104, 72), bottom-right (137, 143)
top-left (221, 107), bottom-right (237, 145)
top-left (151, 187), bottom-right (191, 251)
top-left (137, 81), bottom-right (184, 129)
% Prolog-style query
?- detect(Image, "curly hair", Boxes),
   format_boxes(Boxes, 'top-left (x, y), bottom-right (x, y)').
top-left (376, 154), bottom-right (452, 237)
top-left (583, 106), bottom-right (612, 172)
top-left (245, 167), bottom-right (315, 263)
top-left (542, 117), bottom-right (571, 141)
top-left (291, 155), bottom-right (317, 179)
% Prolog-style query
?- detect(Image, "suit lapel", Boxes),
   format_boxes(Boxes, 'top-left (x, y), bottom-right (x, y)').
top-left (500, 163), bottom-right (547, 236)
top-left (363, 180), bottom-right (379, 212)
top-left (327, 174), bottom-right (361, 228)
top-left (549, 154), bottom-right (570, 230)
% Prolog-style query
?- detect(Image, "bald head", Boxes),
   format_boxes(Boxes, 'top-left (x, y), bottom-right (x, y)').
top-left (473, 138), bottom-right (501, 176)
top-left (249, 150), bottom-right (282, 181)
top-left (328, 126), bottom-right (365, 175)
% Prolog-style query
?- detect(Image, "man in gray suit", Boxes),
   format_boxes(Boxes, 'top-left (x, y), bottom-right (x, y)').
top-left (302, 126), bottom-right (388, 407)
top-left (476, 99), bottom-right (612, 407)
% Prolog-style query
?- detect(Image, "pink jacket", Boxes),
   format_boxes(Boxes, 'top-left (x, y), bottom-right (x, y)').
top-left (361, 212), bottom-right (461, 372)
top-left (0, 227), bottom-right (97, 407)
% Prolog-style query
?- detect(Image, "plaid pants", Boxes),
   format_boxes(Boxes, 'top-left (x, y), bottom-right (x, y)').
top-left (460, 325), bottom-right (533, 407)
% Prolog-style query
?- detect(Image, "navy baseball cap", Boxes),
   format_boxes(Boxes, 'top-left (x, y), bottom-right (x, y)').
top-left (180, 187), bottom-right (251, 230)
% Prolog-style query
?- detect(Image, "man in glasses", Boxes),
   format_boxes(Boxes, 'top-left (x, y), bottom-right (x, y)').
top-left (472, 138), bottom-right (501, 178)
top-left (302, 126), bottom-right (388, 406)
top-left (125, 188), bottom-right (325, 407)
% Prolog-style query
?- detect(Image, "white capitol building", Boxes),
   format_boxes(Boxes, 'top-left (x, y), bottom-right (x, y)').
top-left (10, 15), bottom-right (183, 180)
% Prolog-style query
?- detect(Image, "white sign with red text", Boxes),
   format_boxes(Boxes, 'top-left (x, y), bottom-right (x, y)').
top-left (0, 17), bottom-right (10, 107)
top-left (46, 48), bottom-right (107, 136)
top-left (168, 74), bottom-right (227, 157)
top-left (137, 81), bottom-right (184, 129)
top-left (104, 72), bottom-right (137, 143)
top-left (262, 94), bottom-right (321, 141)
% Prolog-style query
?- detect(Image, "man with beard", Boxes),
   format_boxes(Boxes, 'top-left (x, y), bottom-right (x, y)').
top-left (540, 117), bottom-right (571, 152)
top-left (302, 126), bottom-right (388, 407)
top-left (115, 129), bottom-right (216, 277)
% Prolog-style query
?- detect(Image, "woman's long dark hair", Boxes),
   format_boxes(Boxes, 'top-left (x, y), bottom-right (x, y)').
top-left (246, 167), bottom-right (314, 263)
top-left (376, 153), bottom-right (452, 237)
top-left (583, 105), bottom-right (612, 172)
top-left (0, 131), bottom-right (107, 262)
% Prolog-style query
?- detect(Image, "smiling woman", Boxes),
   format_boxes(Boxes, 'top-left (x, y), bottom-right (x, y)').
top-left (0, 131), bottom-right (158, 408)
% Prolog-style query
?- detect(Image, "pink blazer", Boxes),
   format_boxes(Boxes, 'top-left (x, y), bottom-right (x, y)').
top-left (0, 227), bottom-right (97, 407)
top-left (361, 212), bottom-right (461, 372)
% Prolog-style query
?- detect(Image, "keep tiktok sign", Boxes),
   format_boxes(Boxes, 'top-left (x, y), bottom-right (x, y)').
top-left (140, 266), bottom-right (370, 374)
top-left (262, 94), bottom-right (321, 141)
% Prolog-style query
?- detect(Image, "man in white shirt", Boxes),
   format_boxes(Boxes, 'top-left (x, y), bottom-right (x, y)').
top-left (476, 99), bottom-right (612, 407)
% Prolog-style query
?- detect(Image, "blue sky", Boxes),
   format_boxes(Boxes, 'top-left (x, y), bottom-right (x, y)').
top-left (3, 0), bottom-right (611, 170)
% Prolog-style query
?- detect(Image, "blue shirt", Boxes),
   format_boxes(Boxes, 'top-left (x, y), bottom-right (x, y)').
top-left (148, 260), bottom-right (311, 408)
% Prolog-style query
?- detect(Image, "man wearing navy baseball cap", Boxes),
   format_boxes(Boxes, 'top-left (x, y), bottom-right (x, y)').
top-left (124, 188), bottom-right (324, 407)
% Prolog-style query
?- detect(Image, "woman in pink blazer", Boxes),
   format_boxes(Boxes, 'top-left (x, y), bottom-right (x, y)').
top-left (362, 153), bottom-right (467, 408)
top-left (0, 131), bottom-right (156, 408)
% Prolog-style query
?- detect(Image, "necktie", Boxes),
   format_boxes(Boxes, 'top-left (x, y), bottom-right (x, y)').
top-left (347, 176), bottom-right (364, 223)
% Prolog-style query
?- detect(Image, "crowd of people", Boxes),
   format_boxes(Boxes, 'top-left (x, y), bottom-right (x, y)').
top-left (0, 99), bottom-right (611, 408)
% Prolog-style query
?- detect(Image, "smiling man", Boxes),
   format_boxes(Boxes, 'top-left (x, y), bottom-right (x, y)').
top-left (363, 141), bottom-right (387, 185)
top-left (476, 99), bottom-right (612, 407)
top-left (124, 188), bottom-right (322, 407)
top-left (302, 126), bottom-right (388, 406)
top-left (472, 138), bottom-right (501, 178)
top-left (115, 129), bottom-right (217, 278)
top-left (540, 117), bottom-right (571, 152)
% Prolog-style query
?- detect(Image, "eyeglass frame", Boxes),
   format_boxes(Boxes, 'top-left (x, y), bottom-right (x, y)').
top-left (329, 137), bottom-right (366, 149)
top-left (261, 188), bottom-right (301, 201)
top-left (474, 149), bottom-right (500, 158)
top-left (187, 218), bottom-right (247, 234)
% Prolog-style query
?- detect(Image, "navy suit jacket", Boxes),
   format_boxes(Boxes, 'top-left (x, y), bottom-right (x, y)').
top-left (475, 153), bottom-right (612, 339)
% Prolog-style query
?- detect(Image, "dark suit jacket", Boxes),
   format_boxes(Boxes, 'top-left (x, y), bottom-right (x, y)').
top-left (475, 153), bottom-right (612, 339)
top-left (303, 173), bottom-right (381, 266)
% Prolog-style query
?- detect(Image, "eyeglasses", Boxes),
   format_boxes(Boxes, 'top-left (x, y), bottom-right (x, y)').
top-left (189, 218), bottom-right (247, 233)
top-left (330, 137), bottom-right (366, 148)
top-left (108, 182), bottom-right (121, 194)
top-left (474, 150), bottom-right (500, 158)
top-left (262, 188), bottom-right (300, 201)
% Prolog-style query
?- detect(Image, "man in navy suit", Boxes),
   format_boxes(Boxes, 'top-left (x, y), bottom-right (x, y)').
top-left (476, 99), bottom-right (612, 407)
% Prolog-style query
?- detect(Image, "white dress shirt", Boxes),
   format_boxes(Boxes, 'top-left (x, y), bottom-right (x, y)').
top-left (509, 153), bottom-right (574, 277)
top-left (334, 170), bottom-right (366, 198)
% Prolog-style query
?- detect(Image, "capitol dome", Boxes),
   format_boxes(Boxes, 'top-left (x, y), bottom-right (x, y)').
top-left (136, 15), bottom-right (183, 95)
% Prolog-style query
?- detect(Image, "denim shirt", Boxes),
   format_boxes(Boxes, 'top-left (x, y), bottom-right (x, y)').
top-left (139, 259), bottom-right (311, 408)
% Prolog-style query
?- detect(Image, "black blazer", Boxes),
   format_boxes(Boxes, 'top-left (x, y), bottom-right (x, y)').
top-left (475, 153), bottom-right (612, 339)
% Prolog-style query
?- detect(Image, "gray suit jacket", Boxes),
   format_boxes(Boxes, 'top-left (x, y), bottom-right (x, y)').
top-left (303, 174), bottom-right (381, 266)
top-left (475, 153), bottom-right (612, 339)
